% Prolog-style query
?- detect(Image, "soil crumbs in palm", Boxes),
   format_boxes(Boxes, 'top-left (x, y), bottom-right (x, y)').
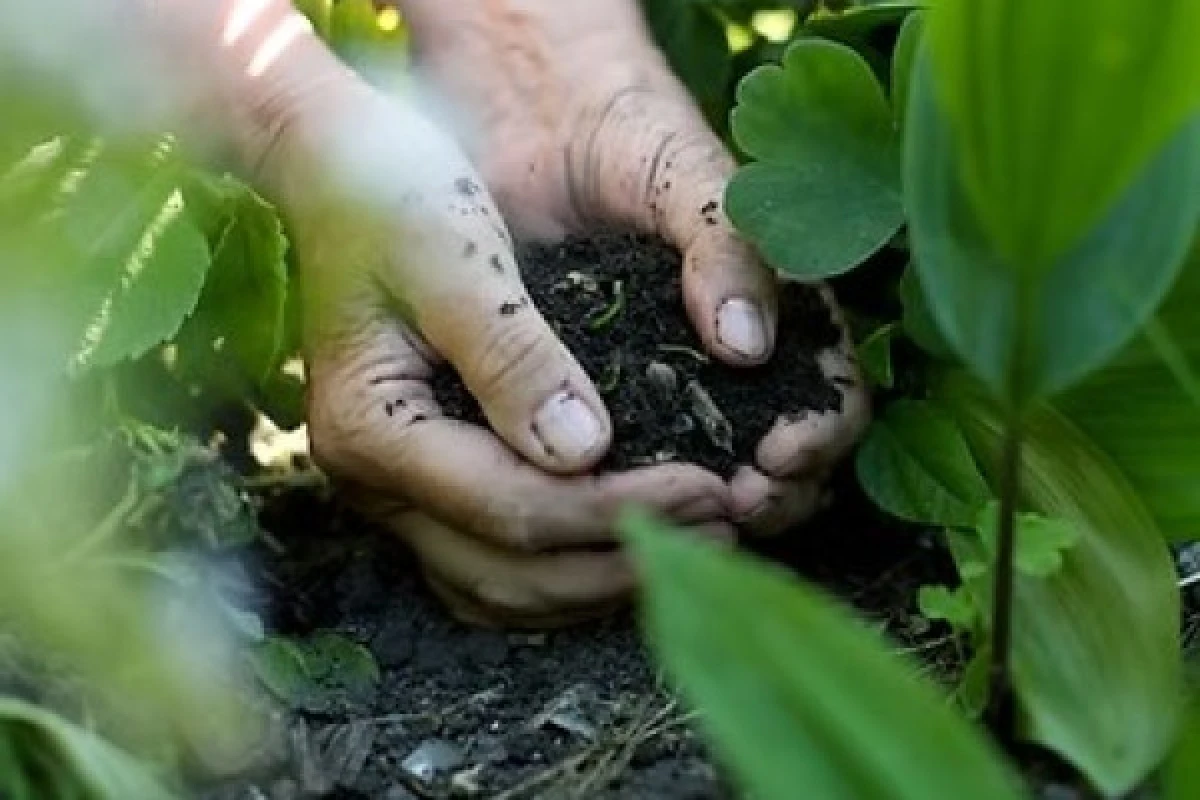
top-left (433, 232), bottom-right (843, 475)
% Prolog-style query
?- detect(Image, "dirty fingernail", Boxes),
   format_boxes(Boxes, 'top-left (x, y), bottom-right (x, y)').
top-left (716, 298), bottom-right (767, 360)
top-left (533, 390), bottom-right (603, 464)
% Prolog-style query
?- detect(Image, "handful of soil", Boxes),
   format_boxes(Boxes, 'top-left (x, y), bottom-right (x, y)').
top-left (433, 232), bottom-right (843, 476)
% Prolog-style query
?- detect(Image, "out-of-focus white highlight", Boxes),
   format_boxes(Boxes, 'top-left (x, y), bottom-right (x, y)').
top-left (247, 12), bottom-right (313, 78)
top-left (221, 0), bottom-right (271, 46)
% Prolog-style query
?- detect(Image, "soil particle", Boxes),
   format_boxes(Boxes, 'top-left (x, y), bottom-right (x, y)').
top-left (434, 232), bottom-right (842, 476)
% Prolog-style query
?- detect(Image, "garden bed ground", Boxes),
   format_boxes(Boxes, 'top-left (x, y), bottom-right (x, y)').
top-left (203, 475), bottom-right (960, 800)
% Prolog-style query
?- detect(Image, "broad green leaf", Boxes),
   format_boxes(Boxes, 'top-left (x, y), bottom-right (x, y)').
top-left (727, 38), bottom-right (903, 278)
top-left (329, 0), bottom-right (407, 68)
top-left (0, 697), bottom-right (175, 800)
top-left (916, 585), bottom-right (976, 633)
top-left (858, 322), bottom-right (895, 389)
top-left (973, 503), bottom-right (1080, 578)
top-left (889, 10), bottom-right (924, 131)
top-left (1055, 253), bottom-right (1200, 541)
top-left (643, 0), bottom-right (733, 125)
top-left (937, 373), bottom-right (1181, 795)
top-left (898, 265), bottom-right (952, 359)
top-left (928, 0), bottom-right (1200, 270)
top-left (1165, 705), bottom-right (1200, 800)
top-left (623, 512), bottom-right (1023, 800)
top-left (176, 173), bottom-right (290, 390)
top-left (905, 55), bottom-right (1200, 402)
top-left (855, 399), bottom-right (991, 527)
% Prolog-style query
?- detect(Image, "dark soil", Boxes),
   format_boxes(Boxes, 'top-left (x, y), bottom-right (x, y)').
top-left (201, 474), bottom-right (966, 800)
top-left (432, 233), bottom-right (843, 476)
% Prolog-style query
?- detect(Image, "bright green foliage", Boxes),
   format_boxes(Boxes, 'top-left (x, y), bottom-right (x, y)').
top-left (251, 632), bottom-right (381, 713)
top-left (622, 511), bottom-right (1024, 800)
top-left (0, 698), bottom-right (175, 800)
top-left (916, 584), bottom-right (977, 634)
top-left (727, 38), bottom-right (903, 278)
top-left (855, 399), bottom-right (991, 528)
top-left (1, 137), bottom-right (213, 373)
top-left (176, 174), bottom-right (290, 392)
top-left (927, 0), bottom-right (1200, 271)
top-left (857, 322), bottom-right (895, 389)
top-left (939, 375), bottom-right (1182, 796)
top-left (972, 504), bottom-right (1080, 579)
top-left (898, 266), bottom-right (951, 358)
top-left (1056, 254), bottom-right (1200, 541)
top-left (905, 55), bottom-right (1200, 403)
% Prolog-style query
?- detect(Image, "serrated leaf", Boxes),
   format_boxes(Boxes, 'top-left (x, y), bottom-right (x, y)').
top-left (0, 697), bottom-right (175, 800)
top-left (727, 38), bottom-right (903, 278)
top-left (54, 140), bottom-right (212, 372)
top-left (855, 399), bottom-right (991, 527)
top-left (176, 172), bottom-right (289, 390)
top-left (928, 0), bottom-right (1200, 270)
top-left (973, 503), bottom-right (1080, 578)
top-left (905, 53), bottom-right (1200, 403)
top-left (622, 511), bottom-right (1023, 800)
top-left (916, 584), bottom-right (976, 633)
top-left (938, 372), bottom-right (1181, 795)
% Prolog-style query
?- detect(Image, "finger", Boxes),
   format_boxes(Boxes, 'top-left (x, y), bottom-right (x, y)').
top-left (290, 94), bottom-right (611, 475)
top-left (425, 572), bottom-right (628, 630)
top-left (309, 327), bottom-right (731, 551)
top-left (562, 79), bottom-right (778, 366)
top-left (390, 511), bottom-right (637, 625)
top-left (756, 287), bottom-right (871, 479)
top-left (729, 466), bottom-right (824, 538)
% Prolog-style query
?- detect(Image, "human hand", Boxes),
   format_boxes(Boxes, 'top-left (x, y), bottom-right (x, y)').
top-left (399, 0), bottom-right (870, 535)
top-left (261, 79), bottom-right (731, 627)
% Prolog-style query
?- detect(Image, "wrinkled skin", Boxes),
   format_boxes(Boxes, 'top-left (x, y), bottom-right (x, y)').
top-left (150, 0), bottom-right (868, 627)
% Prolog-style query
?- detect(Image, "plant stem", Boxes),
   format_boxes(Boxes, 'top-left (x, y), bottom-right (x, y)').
top-left (986, 414), bottom-right (1023, 743)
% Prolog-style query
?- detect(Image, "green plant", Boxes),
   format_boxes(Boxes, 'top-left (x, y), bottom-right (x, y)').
top-left (623, 1), bottom-right (1200, 798)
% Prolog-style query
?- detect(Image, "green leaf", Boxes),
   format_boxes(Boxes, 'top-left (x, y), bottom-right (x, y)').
top-left (251, 632), bottom-right (380, 712)
top-left (937, 372), bottom-right (1182, 795)
top-left (973, 503), bottom-right (1080, 578)
top-left (889, 10), bottom-right (924, 132)
top-left (643, 0), bottom-right (733, 125)
top-left (802, 2), bottom-right (924, 79)
top-left (916, 585), bottom-right (976, 633)
top-left (855, 399), bottom-right (991, 527)
top-left (898, 265), bottom-right (952, 359)
top-left (1055, 254), bottom-right (1200, 541)
top-left (858, 322), bottom-right (895, 389)
top-left (6, 137), bottom-right (214, 374)
top-left (905, 54), bottom-right (1200, 402)
top-left (1165, 705), bottom-right (1200, 800)
top-left (727, 38), bottom-right (903, 278)
top-left (622, 511), bottom-right (1024, 800)
top-left (176, 173), bottom-right (290, 390)
top-left (927, 0), bottom-right (1200, 270)
top-left (0, 697), bottom-right (175, 800)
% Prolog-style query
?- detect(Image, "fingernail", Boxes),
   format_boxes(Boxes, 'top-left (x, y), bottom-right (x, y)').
top-left (533, 389), bottom-right (603, 464)
top-left (716, 297), bottom-right (767, 360)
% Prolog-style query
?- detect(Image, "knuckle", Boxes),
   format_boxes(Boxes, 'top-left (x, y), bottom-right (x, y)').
top-left (467, 318), bottom-right (561, 402)
top-left (468, 496), bottom-right (544, 553)
top-left (468, 575), bottom-right (538, 616)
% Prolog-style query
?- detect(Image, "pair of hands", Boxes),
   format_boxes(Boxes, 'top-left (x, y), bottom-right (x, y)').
top-left (248, 0), bottom-right (868, 626)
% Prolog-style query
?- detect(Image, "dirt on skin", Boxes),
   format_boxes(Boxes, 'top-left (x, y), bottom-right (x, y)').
top-left (432, 232), bottom-right (844, 477)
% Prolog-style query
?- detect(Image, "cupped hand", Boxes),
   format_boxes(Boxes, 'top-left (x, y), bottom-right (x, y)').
top-left (400, 0), bottom-right (870, 535)
top-left (265, 80), bottom-right (731, 627)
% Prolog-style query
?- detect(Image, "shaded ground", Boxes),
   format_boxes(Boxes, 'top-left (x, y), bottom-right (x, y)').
top-left (202, 471), bottom-right (959, 800)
